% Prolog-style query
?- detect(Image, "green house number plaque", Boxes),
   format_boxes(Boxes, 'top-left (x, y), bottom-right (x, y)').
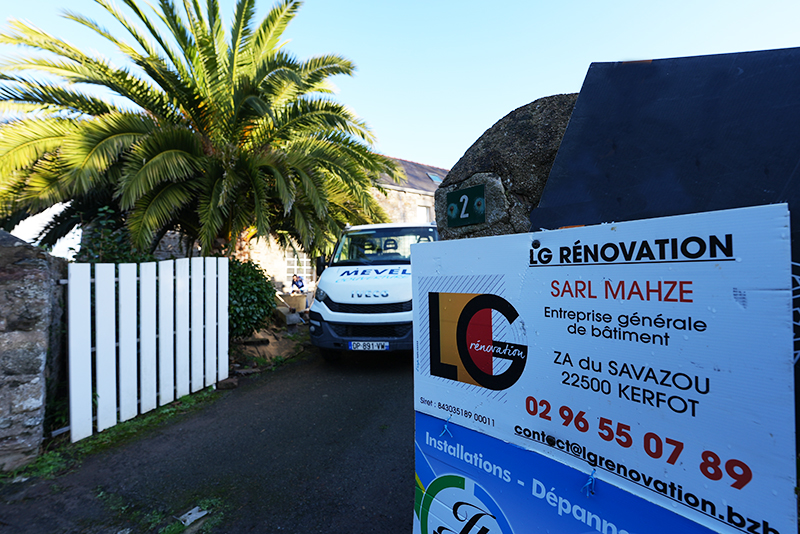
top-left (446, 185), bottom-right (486, 227)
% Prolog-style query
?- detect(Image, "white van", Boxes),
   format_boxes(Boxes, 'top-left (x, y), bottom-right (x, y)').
top-left (309, 222), bottom-right (438, 360)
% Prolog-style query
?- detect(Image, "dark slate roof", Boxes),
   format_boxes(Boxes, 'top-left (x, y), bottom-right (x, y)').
top-left (377, 158), bottom-right (450, 194)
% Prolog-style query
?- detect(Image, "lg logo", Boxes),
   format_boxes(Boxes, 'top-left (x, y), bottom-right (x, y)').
top-left (428, 293), bottom-right (528, 391)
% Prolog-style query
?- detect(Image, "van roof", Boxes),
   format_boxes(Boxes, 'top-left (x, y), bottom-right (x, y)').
top-left (344, 222), bottom-right (437, 232)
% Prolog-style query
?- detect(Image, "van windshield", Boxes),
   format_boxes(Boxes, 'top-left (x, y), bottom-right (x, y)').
top-left (330, 226), bottom-right (438, 266)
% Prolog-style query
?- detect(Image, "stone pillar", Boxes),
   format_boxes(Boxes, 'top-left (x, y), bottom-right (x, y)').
top-left (0, 231), bottom-right (66, 471)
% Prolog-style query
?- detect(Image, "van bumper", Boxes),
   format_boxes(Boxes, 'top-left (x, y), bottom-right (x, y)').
top-left (308, 311), bottom-right (413, 352)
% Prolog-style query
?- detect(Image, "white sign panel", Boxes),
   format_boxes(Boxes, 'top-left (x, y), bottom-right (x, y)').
top-left (412, 204), bottom-right (796, 534)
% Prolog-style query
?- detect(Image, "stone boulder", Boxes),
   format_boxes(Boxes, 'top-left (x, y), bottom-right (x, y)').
top-left (435, 93), bottom-right (578, 239)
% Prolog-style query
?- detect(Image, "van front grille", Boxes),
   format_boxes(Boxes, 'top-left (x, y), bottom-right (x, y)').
top-left (323, 296), bottom-right (412, 314)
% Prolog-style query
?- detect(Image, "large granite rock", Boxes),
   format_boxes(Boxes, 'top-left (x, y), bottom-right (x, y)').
top-left (435, 93), bottom-right (578, 239)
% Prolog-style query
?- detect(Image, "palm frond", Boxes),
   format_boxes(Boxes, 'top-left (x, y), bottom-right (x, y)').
top-left (0, 74), bottom-right (114, 116)
top-left (119, 0), bottom-right (191, 75)
top-left (118, 127), bottom-right (204, 208)
top-left (63, 6), bottom-right (159, 62)
top-left (293, 166), bottom-right (327, 217)
top-left (63, 6), bottom-right (196, 113)
top-left (154, 0), bottom-right (198, 72)
top-left (245, 0), bottom-right (299, 60)
top-left (196, 171), bottom-right (227, 251)
top-left (0, 118), bottom-right (76, 177)
top-left (298, 54), bottom-right (356, 92)
top-left (127, 180), bottom-right (197, 250)
top-left (253, 98), bottom-right (376, 147)
top-left (17, 157), bottom-right (79, 210)
top-left (229, 0), bottom-right (256, 77)
top-left (61, 112), bottom-right (156, 193)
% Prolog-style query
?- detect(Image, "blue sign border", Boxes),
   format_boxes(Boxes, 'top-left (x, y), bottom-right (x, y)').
top-left (415, 411), bottom-right (718, 534)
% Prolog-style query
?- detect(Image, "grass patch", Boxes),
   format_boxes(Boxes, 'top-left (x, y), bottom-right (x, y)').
top-left (159, 523), bottom-right (187, 534)
top-left (94, 487), bottom-right (181, 533)
top-left (197, 497), bottom-right (231, 532)
top-left (19, 451), bottom-right (70, 479)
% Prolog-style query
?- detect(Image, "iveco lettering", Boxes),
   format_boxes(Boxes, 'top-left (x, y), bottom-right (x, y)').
top-left (309, 222), bottom-right (438, 361)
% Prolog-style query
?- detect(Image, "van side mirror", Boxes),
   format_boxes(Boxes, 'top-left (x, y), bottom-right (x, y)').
top-left (315, 256), bottom-right (327, 276)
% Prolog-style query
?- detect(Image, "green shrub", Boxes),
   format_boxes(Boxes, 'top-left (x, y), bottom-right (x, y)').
top-left (228, 259), bottom-right (276, 340)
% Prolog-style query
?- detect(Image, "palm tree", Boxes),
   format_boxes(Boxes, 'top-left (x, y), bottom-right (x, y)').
top-left (0, 0), bottom-right (399, 255)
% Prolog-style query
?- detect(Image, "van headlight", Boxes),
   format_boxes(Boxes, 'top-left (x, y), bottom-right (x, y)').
top-left (315, 287), bottom-right (328, 302)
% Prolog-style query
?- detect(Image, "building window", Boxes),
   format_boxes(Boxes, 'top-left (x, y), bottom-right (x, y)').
top-left (427, 172), bottom-right (443, 184)
top-left (417, 205), bottom-right (432, 223)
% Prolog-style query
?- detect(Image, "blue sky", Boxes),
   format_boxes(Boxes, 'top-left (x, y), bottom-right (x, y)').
top-left (4, 0), bottom-right (800, 170)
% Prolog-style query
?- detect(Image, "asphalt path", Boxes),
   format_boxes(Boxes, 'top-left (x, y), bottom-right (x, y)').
top-left (0, 348), bottom-right (416, 533)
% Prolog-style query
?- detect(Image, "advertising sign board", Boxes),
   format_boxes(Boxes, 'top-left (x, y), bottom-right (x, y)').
top-left (412, 204), bottom-right (795, 534)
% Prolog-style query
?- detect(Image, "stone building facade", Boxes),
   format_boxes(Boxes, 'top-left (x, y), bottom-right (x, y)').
top-left (0, 231), bottom-right (66, 471)
top-left (377, 158), bottom-right (444, 224)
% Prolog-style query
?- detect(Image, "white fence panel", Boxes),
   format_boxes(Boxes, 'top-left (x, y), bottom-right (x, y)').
top-left (67, 258), bottom-right (229, 442)
top-left (158, 260), bottom-right (175, 406)
top-left (118, 263), bottom-right (138, 423)
top-left (190, 257), bottom-right (204, 392)
top-left (205, 257), bottom-right (217, 388)
top-left (140, 262), bottom-right (157, 413)
top-left (68, 264), bottom-right (92, 442)
top-left (175, 259), bottom-right (190, 398)
top-left (218, 259), bottom-right (229, 381)
top-left (94, 264), bottom-right (117, 432)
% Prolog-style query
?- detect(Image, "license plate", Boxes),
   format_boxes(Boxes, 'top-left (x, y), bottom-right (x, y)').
top-left (349, 341), bottom-right (389, 351)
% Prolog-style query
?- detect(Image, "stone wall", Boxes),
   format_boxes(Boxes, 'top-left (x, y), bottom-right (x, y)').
top-left (0, 231), bottom-right (66, 471)
top-left (435, 94), bottom-right (578, 239)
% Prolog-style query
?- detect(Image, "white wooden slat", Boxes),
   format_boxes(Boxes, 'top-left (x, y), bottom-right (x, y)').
top-left (190, 257), bottom-right (205, 392)
top-left (68, 263), bottom-right (92, 442)
top-left (118, 263), bottom-right (138, 421)
top-left (217, 258), bottom-right (229, 381)
top-left (139, 262), bottom-right (157, 413)
top-left (158, 260), bottom-right (175, 405)
top-left (175, 259), bottom-right (190, 398)
top-left (204, 257), bottom-right (217, 386)
top-left (94, 264), bottom-right (117, 432)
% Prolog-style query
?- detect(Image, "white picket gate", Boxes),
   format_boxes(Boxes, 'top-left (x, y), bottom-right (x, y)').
top-left (67, 258), bottom-right (229, 442)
